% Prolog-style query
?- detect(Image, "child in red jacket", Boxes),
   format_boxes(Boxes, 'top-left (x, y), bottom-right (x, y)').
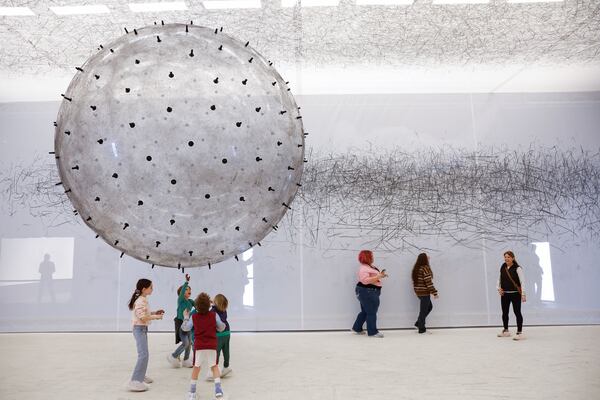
top-left (182, 292), bottom-right (226, 399)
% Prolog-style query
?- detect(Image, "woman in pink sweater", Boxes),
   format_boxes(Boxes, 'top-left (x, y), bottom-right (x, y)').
top-left (351, 250), bottom-right (388, 338)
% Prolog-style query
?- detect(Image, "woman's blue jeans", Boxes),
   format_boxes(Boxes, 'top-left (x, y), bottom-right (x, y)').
top-left (352, 286), bottom-right (381, 336)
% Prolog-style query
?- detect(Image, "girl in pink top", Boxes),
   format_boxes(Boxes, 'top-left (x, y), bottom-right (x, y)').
top-left (351, 250), bottom-right (388, 338)
top-left (127, 279), bottom-right (164, 392)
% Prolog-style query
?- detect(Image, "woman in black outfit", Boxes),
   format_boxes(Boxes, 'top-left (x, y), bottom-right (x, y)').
top-left (497, 250), bottom-right (527, 340)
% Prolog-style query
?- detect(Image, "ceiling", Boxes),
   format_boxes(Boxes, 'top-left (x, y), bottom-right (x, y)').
top-left (1, 0), bottom-right (599, 100)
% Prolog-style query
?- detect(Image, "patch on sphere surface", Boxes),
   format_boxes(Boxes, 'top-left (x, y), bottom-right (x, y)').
top-left (54, 24), bottom-right (304, 268)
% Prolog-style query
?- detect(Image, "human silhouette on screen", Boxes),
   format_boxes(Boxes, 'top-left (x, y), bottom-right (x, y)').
top-left (38, 253), bottom-right (56, 303)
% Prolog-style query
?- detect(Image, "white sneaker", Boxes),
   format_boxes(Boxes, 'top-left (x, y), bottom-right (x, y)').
top-left (187, 391), bottom-right (197, 400)
top-left (167, 354), bottom-right (181, 368)
top-left (143, 376), bottom-right (153, 384)
top-left (513, 333), bottom-right (525, 340)
top-left (127, 381), bottom-right (148, 392)
top-left (369, 332), bottom-right (384, 338)
top-left (497, 330), bottom-right (512, 337)
top-left (182, 358), bottom-right (194, 368)
top-left (221, 367), bottom-right (232, 377)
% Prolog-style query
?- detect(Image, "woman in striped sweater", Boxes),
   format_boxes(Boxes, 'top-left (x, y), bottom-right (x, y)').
top-left (412, 253), bottom-right (438, 334)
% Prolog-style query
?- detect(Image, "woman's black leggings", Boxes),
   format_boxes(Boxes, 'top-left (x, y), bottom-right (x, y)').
top-left (501, 292), bottom-right (523, 332)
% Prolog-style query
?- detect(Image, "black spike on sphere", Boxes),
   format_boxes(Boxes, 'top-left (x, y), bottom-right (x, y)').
top-left (239, 196), bottom-right (245, 201)
top-left (272, 81), bottom-right (277, 86)
top-left (214, 28), bottom-right (218, 34)
top-left (90, 105), bottom-right (97, 111)
top-left (156, 241), bottom-right (161, 247)
top-left (135, 59), bottom-right (140, 64)
top-left (61, 94), bottom-right (72, 101)
top-left (277, 141), bottom-right (282, 146)
top-left (190, 20), bottom-right (193, 25)
top-left (256, 157), bottom-right (262, 162)
top-left (297, 183), bottom-right (302, 187)
top-left (245, 41), bottom-right (249, 47)
top-left (262, 217), bottom-right (268, 222)
top-left (65, 189), bottom-right (72, 193)
top-left (213, 77), bottom-right (219, 84)
top-left (186, 25), bottom-right (188, 33)
top-left (203, 227), bottom-right (208, 234)
top-left (210, 105), bottom-right (216, 111)
top-left (146, 255), bottom-right (150, 260)
top-left (152, 264), bottom-right (155, 269)
top-left (64, 131), bottom-right (71, 135)
top-left (94, 196), bottom-right (100, 201)
top-left (110, 49), bottom-right (114, 53)
top-left (288, 166), bottom-right (295, 170)
top-left (220, 27), bottom-right (223, 31)
top-left (189, 251), bottom-right (193, 256)
top-left (255, 107), bottom-right (261, 112)
top-left (208, 262), bottom-right (211, 269)
top-left (235, 226), bottom-right (240, 231)
top-left (304, 159), bottom-right (308, 163)
top-left (115, 240), bottom-right (119, 245)
top-left (123, 223), bottom-right (129, 230)
top-left (76, 67), bottom-right (84, 72)
top-left (221, 250), bottom-right (225, 255)
top-left (189, 49), bottom-right (194, 57)
top-left (169, 71), bottom-right (174, 78)
top-left (120, 252), bottom-right (125, 258)
top-left (218, 45), bottom-right (223, 51)
top-left (129, 122), bottom-right (135, 128)
top-left (235, 255), bottom-right (239, 261)
top-left (268, 187), bottom-right (274, 191)
top-left (167, 106), bottom-right (173, 112)
top-left (161, 20), bottom-right (164, 25)
top-left (94, 74), bottom-right (100, 80)
top-left (134, 29), bottom-right (138, 35)
top-left (248, 242), bottom-right (253, 247)
top-left (296, 116), bottom-right (303, 119)
top-left (178, 263), bottom-right (181, 269)
top-left (182, 267), bottom-right (185, 273)
top-left (279, 110), bottom-right (287, 115)
top-left (242, 79), bottom-right (248, 85)
top-left (272, 225), bottom-right (278, 231)
top-left (55, 182), bottom-right (62, 186)
top-left (125, 88), bottom-right (131, 93)
top-left (248, 57), bottom-right (253, 63)
top-left (236, 122), bottom-right (242, 127)
top-left (282, 202), bottom-right (291, 209)
top-left (138, 200), bottom-right (143, 205)
top-left (71, 165), bottom-right (79, 170)
top-left (95, 234), bottom-right (100, 238)
top-left (170, 219), bottom-right (175, 225)
top-left (112, 173), bottom-right (118, 178)
top-left (49, 151), bottom-right (55, 154)
top-left (124, 27), bottom-right (129, 33)
top-left (53, 121), bottom-right (57, 126)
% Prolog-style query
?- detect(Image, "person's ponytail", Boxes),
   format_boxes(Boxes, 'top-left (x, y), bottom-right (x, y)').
top-left (128, 279), bottom-right (152, 310)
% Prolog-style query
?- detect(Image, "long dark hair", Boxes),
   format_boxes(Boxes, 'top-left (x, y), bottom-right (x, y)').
top-left (128, 279), bottom-right (152, 310)
top-left (411, 253), bottom-right (429, 285)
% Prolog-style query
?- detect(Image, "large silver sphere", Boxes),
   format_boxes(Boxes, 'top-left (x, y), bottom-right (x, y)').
top-left (54, 24), bottom-right (304, 268)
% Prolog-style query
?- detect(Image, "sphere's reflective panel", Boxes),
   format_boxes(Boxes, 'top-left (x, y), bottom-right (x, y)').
top-left (54, 24), bottom-right (304, 268)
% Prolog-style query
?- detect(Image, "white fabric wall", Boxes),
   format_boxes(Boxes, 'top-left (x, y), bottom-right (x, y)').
top-left (1, 92), bottom-right (599, 332)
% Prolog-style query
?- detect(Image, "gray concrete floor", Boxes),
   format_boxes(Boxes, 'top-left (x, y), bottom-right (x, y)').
top-left (1, 326), bottom-right (599, 400)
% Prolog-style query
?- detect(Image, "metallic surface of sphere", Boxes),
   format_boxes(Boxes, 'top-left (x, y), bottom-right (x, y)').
top-left (54, 24), bottom-right (304, 268)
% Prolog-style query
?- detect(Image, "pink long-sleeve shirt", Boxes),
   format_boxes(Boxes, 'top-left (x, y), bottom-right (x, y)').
top-left (358, 264), bottom-right (383, 287)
